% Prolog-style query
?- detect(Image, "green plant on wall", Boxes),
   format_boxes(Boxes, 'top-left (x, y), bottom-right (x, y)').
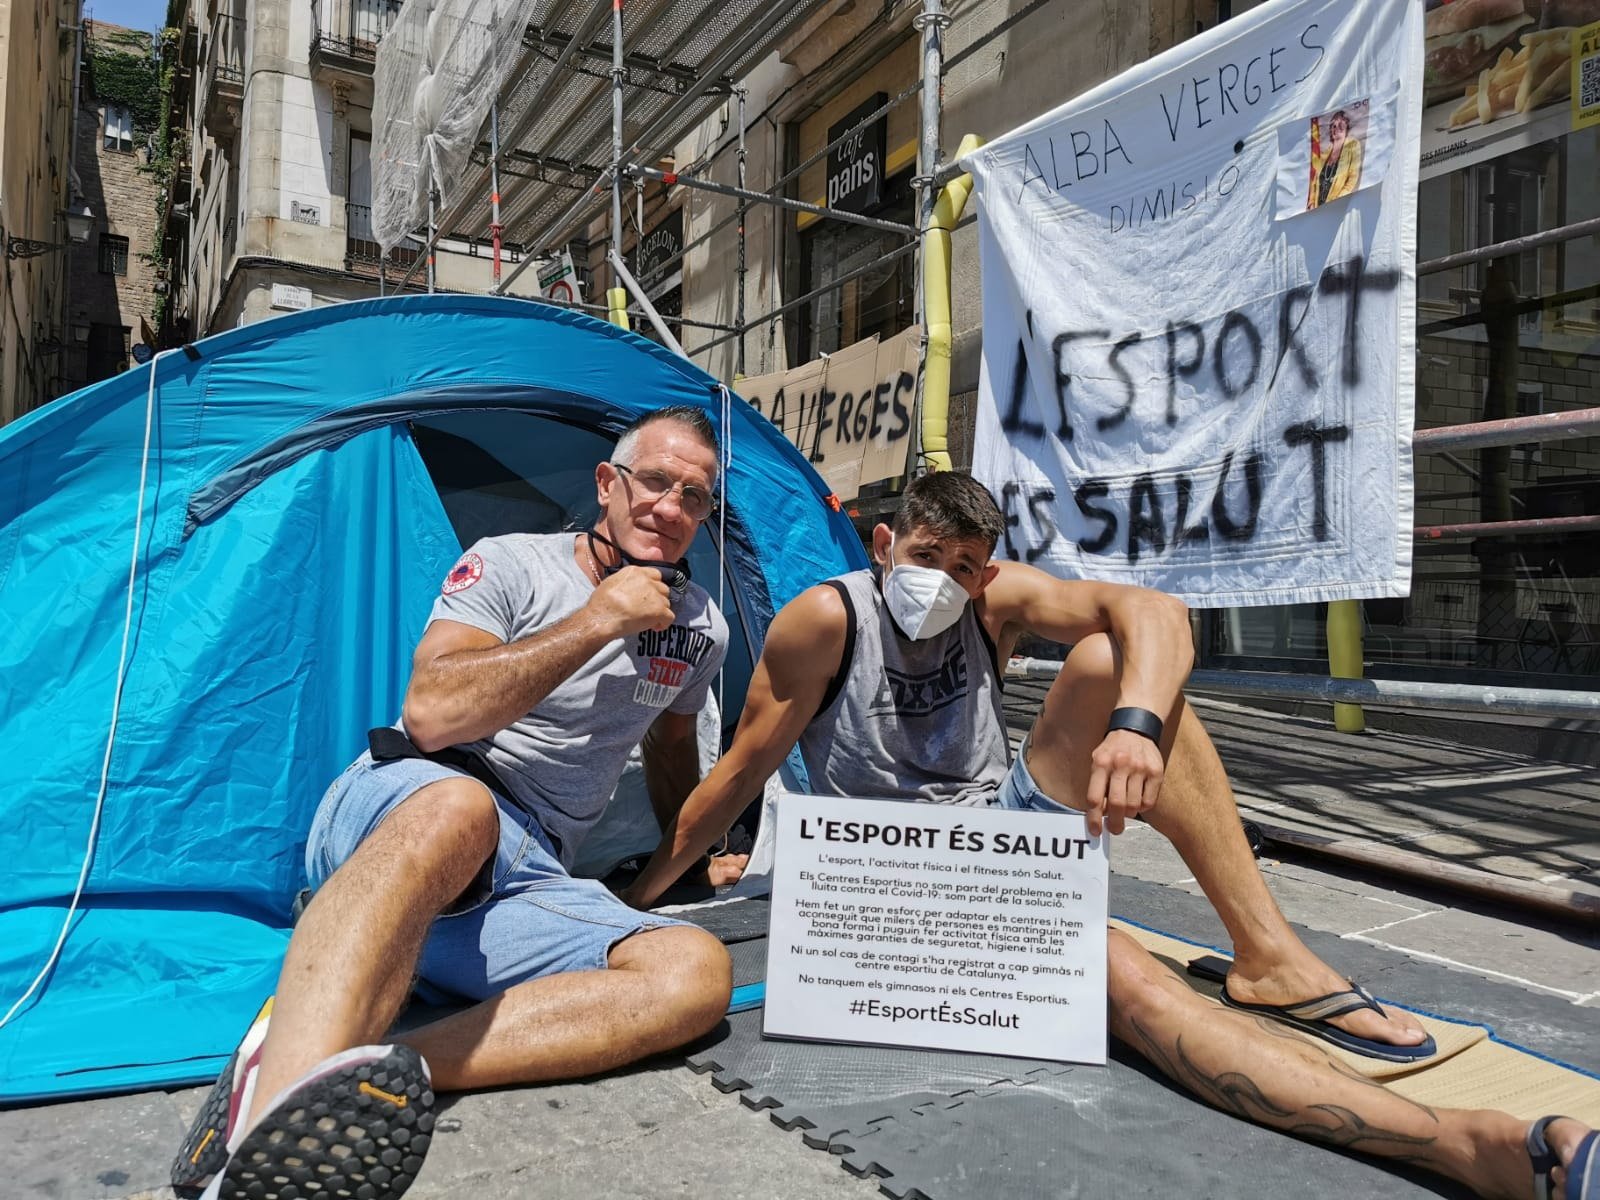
top-left (146, 24), bottom-right (188, 336)
top-left (84, 27), bottom-right (161, 133)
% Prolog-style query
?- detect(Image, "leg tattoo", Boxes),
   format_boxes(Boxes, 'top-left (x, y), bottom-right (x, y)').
top-left (1124, 1016), bottom-right (1442, 1167)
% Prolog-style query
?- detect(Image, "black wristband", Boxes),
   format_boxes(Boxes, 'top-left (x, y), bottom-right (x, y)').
top-left (1107, 706), bottom-right (1163, 744)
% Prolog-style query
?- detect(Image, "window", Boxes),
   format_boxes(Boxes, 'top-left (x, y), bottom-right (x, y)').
top-left (99, 234), bottom-right (129, 276)
top-left (796, 167), bottom-right (915, 362)
top-left (103, 105), bottom-right (134, 152)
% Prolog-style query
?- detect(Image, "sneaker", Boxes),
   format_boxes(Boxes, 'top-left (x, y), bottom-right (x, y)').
top-left (198, 1043), bottom-right (434, 1200)
top-left (171, 996), bottom-right (275, 1191)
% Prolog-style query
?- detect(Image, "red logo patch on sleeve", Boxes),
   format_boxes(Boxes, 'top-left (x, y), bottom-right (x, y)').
top-left (441, 552), bottom-right (484, 595)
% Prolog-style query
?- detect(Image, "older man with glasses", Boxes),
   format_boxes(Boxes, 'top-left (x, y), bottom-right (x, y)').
top-left (171, 406), bottom-right (737, 1200)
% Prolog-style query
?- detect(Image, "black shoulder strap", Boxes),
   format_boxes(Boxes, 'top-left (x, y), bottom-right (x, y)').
top-left (973, 604), bottom-right (1004, 693)
top-left (816, 579), bottom-right (857, 719)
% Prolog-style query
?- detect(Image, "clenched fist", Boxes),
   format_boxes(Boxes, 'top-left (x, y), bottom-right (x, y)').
top-left (588, 565), bottom-right (676, 638)
top-left (1085, 728), bottom-right (1165, 837)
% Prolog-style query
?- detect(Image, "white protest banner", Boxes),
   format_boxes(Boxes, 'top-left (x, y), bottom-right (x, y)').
top-left (765, 792), bottom-right (1109, 1064)
top-left (966, 0), bottom-right (1423, 607)
top-left (737, 325), bottom-right (921, 501)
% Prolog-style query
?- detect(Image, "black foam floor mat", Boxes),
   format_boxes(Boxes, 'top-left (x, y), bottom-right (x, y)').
top-left (682, 876), bottom-right (1596, 1199)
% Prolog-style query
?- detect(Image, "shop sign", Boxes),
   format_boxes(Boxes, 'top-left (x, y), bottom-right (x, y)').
top-left (1421, 7), bottom-right (1600, 179)
top-left (736, 325), bottom-right (921, 501)
top-left (826, 94), bottom-right (888, 215)
top-left (965, 0), bottom-right (1421, 607)
top-left (1575, 19), bottom-right (1600, 131)
top-left (637, 208), bottom-right (684, 282)
top-left (537, 250), bottom-right (581, 304)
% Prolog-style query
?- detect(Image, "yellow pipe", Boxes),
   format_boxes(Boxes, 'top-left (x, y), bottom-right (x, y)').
top-left (920, 133), bottom-right (985, 473)
top-left (1327, 599), bottom-right (1366, 733)
top-left (607, 286), bottom-right (630, 332)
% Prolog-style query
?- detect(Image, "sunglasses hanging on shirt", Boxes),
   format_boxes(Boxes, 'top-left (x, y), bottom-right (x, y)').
top-left (587, 530), bottom-right (692, 599)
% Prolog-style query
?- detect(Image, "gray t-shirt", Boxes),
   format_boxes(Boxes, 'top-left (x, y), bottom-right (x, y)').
top-left (415, 533), bottom-right (728, 867)
top-left (796, 569), bottom-right (1010, 806)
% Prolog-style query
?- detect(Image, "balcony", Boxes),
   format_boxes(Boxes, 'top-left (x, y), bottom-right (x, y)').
top-left (311, 0), bottom-right (402, 78)
top-left (200, 13), bottom-right (244, 136)
top-left (345, 203), bottom-right (420, 278)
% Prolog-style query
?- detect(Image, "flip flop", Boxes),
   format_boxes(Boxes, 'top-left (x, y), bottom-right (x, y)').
top-left (1530, 1115), bottom-right (1600, 1200)
top-left (1188, 953), bottom-right (1437, 1063)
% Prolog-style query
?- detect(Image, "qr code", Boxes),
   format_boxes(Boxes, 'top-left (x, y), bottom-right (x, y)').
top-left (1583, 51), bottom-right (1600, 110)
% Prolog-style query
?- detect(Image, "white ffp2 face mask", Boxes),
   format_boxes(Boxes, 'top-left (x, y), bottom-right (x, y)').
top-left (882, 536), bottom-right (971, 640)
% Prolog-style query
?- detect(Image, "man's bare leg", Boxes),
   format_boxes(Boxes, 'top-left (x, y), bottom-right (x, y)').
top-left (248, 777), bottom-right (501, 1124)
top-left (1107, 929), bottom-right (1588, 1199)
top-left (1024, 633), bottom-right (1427, 1049)
top-left (402, 925), bottom-right (730, 1090)
top-left (249, 777), bottom-right (730, 1123)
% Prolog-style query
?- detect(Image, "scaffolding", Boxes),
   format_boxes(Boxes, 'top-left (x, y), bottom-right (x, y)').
top-left (368, 0), bottom-right (1599, 741)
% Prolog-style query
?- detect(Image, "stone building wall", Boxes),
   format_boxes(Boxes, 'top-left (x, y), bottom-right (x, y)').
top-left (60, 22), bottom-right (162, 392)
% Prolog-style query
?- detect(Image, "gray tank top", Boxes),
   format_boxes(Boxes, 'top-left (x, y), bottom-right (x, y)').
top-left (797, 569), bottom-right (1010, 805)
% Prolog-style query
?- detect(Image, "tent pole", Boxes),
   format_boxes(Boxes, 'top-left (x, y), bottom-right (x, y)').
top-left (490, 103), bottom-right (503, 287)
top-left (736, 84), bottom-right (747, 380)
top-left (910, 0), bottom-right (948, 475)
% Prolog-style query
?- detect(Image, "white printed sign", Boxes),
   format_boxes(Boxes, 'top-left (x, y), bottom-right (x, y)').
top-left (765, 792), bottom-right (1109, 1064)
top-left (966, 0), bottom-right (1423, 607)
top-left (270, 283), bottom-right (313, 312)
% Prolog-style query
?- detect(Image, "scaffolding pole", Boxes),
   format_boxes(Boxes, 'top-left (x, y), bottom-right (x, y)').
top-left (735, 85), bottom-right (747, 378)
top-left (607, 0), bottom-right (628, 328)
top-left (427, 188), bottom-right (437, 293)
top-left (690, 239), bottom-right (919, 357)
top-left (490, 103), bottom-right (503, 285)
top-left (628, 164), bottom-right (916, 235)
top-left (610, 248), bottom-right (687, 358)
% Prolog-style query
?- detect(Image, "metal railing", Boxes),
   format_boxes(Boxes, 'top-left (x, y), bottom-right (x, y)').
top-left (311, 0), bottom-right (401, 64)
top-left (346, 204), bottom-right (419, 273)
top-left (204, 12), bottom-right (244, 90)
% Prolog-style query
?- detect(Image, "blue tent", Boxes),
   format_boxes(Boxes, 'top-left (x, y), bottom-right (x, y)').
top-left (0, 295), bottom-right (867, 1104)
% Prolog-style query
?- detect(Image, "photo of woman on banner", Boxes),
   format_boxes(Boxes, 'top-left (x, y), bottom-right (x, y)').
top-left (1306, 100), bottom-right (1368, 209)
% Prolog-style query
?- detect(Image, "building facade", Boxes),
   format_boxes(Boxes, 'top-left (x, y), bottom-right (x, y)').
top-left (162, 0), bottom-right (537, 344)
top-left (0, 0), bottom-right (84, 423)
top-left (645, 0), bottom-right (1597, 692)
top-left (59, 21), bottom-right (164, 392)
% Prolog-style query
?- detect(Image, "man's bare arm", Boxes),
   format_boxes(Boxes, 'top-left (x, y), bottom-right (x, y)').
top-left (623, 585), bottom-right (846, 908)
top-left (403, 566), bottom-right (676, 752)
top-left (983, 561), bottom-right (1193, 722)
top-left (982, 561), bottom-right (1192, 835)
top-left (641, 709), bottom-right (702, 832)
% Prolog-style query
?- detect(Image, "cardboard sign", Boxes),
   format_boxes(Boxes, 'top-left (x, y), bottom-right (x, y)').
top-left (965, 0), bottom-right (1422, 607)
top-left (765, 792), bottom-right (1110, 1064)
top-left (738, 326), bottom-right (920, 500)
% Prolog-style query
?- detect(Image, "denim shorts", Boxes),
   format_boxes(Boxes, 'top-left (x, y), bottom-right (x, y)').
top-left (305, 752), bottom-right (688, 1003)
top-left (993, 742), bottom-right (1075, 815)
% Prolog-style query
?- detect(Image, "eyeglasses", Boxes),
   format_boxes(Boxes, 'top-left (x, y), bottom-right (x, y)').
top-left (610, 463), bottom-right (718, 521)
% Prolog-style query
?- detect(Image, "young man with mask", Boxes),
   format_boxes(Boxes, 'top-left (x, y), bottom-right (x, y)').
top-left (625, 471), bottom-right (1598, 1200)
top-left (173, 407), bottom-right (739, 1200)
